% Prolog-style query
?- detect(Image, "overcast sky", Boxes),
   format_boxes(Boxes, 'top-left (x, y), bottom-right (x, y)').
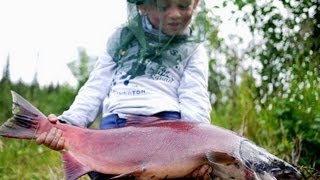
top-left (0, 0), bottom-right (248, 87)
top-left (0, 0), bottom-right (128, 87)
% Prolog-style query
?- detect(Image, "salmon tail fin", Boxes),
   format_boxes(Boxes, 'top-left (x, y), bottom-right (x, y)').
top-left (0, 91), bottom-right (46, 139)
top-left (62, 151), bottom-right (91, 180)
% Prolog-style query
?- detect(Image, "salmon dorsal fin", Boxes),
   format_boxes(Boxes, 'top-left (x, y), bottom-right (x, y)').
top-left (62, 151), bottom-right (91, 180)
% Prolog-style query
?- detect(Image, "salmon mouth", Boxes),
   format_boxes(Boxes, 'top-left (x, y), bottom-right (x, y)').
top-left (266, 159), bottom-right (302, 180)
top-left (273, 167), bottom-right (302, 180)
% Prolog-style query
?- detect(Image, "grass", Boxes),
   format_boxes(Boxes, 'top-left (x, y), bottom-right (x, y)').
top-left (0, 138), bottom-right (90, 180)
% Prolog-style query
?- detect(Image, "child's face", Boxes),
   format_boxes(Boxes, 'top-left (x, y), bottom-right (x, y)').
top-left (139, 0), bottom-right (199, 36)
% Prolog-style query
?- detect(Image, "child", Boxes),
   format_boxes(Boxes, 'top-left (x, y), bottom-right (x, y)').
top-left (37, 0), bottom-right (212, 179)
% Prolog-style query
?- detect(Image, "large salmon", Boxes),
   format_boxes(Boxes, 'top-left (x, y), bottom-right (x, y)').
top-left (0, 91), bottom-right (301, 180)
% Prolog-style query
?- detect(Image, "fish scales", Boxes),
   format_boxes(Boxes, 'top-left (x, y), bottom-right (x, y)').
top-left (59, 121), bottom-right (242, 178)
top-left (0, 91), bottom-right (301, 180)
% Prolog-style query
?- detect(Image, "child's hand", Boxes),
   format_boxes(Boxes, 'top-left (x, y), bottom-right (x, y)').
top-left (191, 164), bottom-right (213, 180)
top-left (36, 114), bottom-right (65, 151)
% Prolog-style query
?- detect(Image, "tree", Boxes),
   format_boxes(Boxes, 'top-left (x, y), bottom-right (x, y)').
top-left (67, 47), bottom-right (97, 89)
top-left (231, 0), bottom-right (320, 168)
top-left (196, 0), bottom-right (320, 173)
top-left (1, 54), bottom-right (11, 85)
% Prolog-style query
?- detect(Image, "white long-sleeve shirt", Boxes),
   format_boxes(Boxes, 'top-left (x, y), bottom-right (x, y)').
top-left (59, 18), bottom-right (211, 127)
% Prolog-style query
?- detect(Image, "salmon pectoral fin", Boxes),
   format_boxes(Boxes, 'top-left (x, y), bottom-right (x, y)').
top-left (109, 166), bottom-right (146, 179)
top-left (205, 151), bottom-right (237, 165)
top-left (62, 151), bottom-right (91, 180)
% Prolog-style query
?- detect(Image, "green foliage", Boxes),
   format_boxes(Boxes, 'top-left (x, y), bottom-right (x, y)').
top-left (200, 0), bottom-right (320, 177)
top-left (0, 139), bottom-right (63, 179)
top-left (67, 47), bottom-right (97, 89)
top-left (0, 56), bottom-right (81, 179)
top-left (0, 84), bottom-right (76, 179)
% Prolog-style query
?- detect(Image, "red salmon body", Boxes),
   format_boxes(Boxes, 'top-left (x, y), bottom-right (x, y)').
top-left (0, 91), bottom-right (301, 180)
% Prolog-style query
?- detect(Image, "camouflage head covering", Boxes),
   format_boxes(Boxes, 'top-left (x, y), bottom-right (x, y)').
top-left (127, 0), bottom-right (144, 5)
top-left (112, 0), bottom-right (206, 81)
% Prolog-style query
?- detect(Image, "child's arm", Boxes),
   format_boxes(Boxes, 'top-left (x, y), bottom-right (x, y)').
top-left (58, 53), bottom-right (117, 127)
top-left (58, 28), bottom-right (122, 127)
top-left (178, 43), bottom-right (212, 123)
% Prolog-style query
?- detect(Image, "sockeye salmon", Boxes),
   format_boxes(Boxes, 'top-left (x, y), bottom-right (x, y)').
top-left (0, 91), bottom-right (301, 180)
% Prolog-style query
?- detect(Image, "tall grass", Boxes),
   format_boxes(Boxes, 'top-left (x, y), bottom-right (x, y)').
top-left (0, 138), bottom-right (90, 179)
